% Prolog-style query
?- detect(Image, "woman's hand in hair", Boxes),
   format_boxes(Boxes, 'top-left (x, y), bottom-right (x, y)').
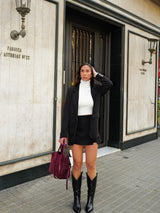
top-left (58, 137), bottom-right (67, 144)
top-left (92, 67), bottom-right (98, 78)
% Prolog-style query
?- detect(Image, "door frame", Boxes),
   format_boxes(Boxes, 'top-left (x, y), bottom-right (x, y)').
top-left (63, 6), bottom-right (125, 149)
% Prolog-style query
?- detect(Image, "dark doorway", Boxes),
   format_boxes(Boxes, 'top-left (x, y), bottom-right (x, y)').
top-left (64, 7), bottom-right (124, 148)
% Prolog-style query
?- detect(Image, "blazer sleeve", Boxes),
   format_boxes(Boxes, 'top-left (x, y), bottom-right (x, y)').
top-left (95, 73), bottom-right (113, 95)
top-left (60, 88), bottom-right (71, 138)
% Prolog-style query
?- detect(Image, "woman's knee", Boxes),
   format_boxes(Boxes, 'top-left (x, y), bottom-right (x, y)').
top-left (73, 161), bottom-right (83, 171)
top-left (86, 161), bottom-right (96, 171)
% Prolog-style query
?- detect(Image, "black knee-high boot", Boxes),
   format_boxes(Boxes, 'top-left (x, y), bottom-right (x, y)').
top-left (72, 172), bottom-right (83, 213)
top-left (85, 173), bottom-right (97, 213)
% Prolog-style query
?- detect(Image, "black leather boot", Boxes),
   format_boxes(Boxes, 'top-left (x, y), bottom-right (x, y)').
top-left (72, 172), bottom-right (83, 213)
top-left (85, 173), bottom-right (97, 213)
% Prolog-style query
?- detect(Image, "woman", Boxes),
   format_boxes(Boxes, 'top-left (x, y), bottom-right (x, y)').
top-left (59, 63), bottom-right (113, 213)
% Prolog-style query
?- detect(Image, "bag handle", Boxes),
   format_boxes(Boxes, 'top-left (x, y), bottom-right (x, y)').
top-left (57, 143), bottom-right (65, 153)
top-left (57, 144), bottom-right (63, 152)
top-left (58, 143), bottom-right (70, 157)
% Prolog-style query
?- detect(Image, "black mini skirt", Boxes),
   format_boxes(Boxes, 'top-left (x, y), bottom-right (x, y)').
top-left (74, 115), bottom-right (98, 145)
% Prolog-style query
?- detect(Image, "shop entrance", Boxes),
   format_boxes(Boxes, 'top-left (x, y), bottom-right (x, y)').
top-left (64, 7), bottom-right (123, 148)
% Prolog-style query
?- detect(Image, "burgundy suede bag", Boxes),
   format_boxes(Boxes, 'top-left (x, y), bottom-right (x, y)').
top-left (49, 143), bottom-right (71, 189)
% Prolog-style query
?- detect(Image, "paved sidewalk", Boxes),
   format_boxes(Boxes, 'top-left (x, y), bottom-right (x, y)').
top-left (0, 139), bottom-right (160, 213)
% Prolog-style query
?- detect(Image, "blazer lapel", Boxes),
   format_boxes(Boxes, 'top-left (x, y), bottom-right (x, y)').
top-left (91, 85), bottom-right (97, 102)
top-left (72, 85), bottom-right (79, 116)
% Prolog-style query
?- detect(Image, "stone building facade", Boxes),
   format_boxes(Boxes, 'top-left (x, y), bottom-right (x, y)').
top-left (0, 0), bottom-right (159, 188)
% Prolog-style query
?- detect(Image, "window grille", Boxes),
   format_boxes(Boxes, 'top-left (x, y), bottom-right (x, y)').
top-left (71, 27), bottom-right (95, 85)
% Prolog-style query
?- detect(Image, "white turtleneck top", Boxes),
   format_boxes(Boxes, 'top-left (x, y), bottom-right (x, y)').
top-left (78, 80), bottom-right (93, 116)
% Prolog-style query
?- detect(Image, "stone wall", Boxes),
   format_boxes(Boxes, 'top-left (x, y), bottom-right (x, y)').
top-left (0, 0), bottom-right (64, 176)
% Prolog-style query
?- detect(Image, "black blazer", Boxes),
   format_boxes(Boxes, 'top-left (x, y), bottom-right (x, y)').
top-left (60, 73), bottom-right (113, 145)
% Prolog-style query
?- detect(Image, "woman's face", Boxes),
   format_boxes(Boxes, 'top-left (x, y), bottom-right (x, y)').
top-left (80, 65), bottom-right (92, 81)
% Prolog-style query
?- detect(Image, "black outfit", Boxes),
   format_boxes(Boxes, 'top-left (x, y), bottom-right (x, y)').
top-left (60, 73), bottom-right (113, 146)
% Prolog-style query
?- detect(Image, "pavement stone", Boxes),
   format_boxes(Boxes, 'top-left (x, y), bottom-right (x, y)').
top-left (0, 138), bottom-right (160, 213)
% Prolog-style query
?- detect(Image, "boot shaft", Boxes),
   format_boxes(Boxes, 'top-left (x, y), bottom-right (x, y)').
top-left (72, 172), bottom-right (83, 193)
top-left (86, 173), bottom-right (97, 196)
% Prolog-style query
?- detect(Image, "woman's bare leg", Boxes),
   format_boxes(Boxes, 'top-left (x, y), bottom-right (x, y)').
top-left (71, 144), bottom-right (83, 179)
top-left (85, 143), bottom-right (98, 179)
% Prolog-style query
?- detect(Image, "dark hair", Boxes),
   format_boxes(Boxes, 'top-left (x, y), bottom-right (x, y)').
top-left (74, 62), bottom-right (94, 86)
